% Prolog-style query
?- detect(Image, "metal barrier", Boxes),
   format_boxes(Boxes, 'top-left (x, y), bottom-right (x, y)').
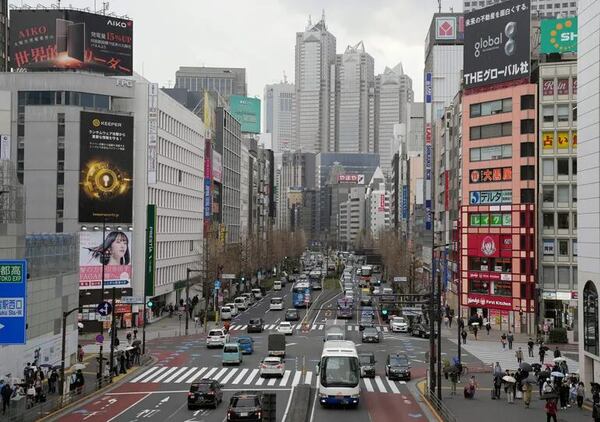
top-left (420, 386), bottom-right (458, 422)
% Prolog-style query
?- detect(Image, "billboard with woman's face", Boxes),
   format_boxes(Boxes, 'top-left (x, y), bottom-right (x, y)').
top-left (79, 230), bottom-right (132, 289)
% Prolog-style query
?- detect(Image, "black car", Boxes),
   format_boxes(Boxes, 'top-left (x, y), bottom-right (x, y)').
top-left (361, 327), bottom-right (380, 343)
top-left (285, 308), bottom-right (299, 321)
top-left (227, 392), bottom-right (263, 422)
top-left (411, 322), bottom-right (430, 338)
top-left (385, 353), bottom-right (411, 381)
top-left (359, 352), bottom-right (376, 378)
top-left (187, 379), bottom-right (223, 409)
top-left (359, 314), bottom-right (374, 331)
top-left (247, 318), bottom-right (264, 333)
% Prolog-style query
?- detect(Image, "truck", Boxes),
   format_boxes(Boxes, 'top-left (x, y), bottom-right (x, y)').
top-left (268, 333), bottom-right (286, 358)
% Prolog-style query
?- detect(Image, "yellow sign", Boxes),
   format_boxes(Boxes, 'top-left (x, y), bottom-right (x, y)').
top-left (557, 131), bottom-right (569, 149)
top-left (542, 132), bottom-right (554, 149)
top-left (572, 131), bottom-right (577, 148)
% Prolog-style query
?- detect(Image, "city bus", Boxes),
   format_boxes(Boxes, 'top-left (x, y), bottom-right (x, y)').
top-left (292, 281), bottom-right (311, 308)
top-left (316, 340), bottom-right (360, 407)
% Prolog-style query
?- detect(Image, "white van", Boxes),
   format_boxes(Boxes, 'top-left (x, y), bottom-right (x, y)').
top-left (225, 302), bottom-right (239, 317)
top-left (273, 280), bottom-right (282, 291)
top-left (270, 297), bottom-right (284, 311)
top-left (234, 296), bottom-right (248, 311)
top-left (220, 306), bottom-right (233, 320)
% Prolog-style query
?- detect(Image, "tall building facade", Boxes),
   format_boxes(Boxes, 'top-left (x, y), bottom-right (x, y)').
top-left (577, 0), bottom-right (600, 387)
top-left (176, 66), bottom-right (247, 100)
top-left (264, 81), bottom-right (295, 153)
top-left (365, 167), bottom-right (391, 240)
top-left (295, 15), bottom-right (336, 153)
top-left (275, 151), bottom-right (316, 231)
top-left (332, 42), bottom-right (375, 154)
top-left (375, 63), bottom-right (414, 178)
top-left (463, 0), bottom-right (577, 17)
top-left (0, 0), bottom-right (7, 72)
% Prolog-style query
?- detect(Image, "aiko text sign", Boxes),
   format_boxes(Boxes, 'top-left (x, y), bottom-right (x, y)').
top-left (0, 260), bottom-right (27, 345)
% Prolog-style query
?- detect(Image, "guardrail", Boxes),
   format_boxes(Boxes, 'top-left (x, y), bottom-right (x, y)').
top-left (420, 386), bottom-right (458, 422)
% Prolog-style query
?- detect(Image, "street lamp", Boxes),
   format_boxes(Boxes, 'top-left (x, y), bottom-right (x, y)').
top-left (60, 306), bottom-right (82, 396)
top-left (186, 268), bottom-right (202, 336)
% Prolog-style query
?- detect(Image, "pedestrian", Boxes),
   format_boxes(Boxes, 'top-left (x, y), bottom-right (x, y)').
top-left (505, 376), bottom-right (515, 403)
top-left (75, 369), bottom-right (84, 394)
top-left (461, 329), bottom-right (467, 345)
top-left (77, 344), bottom-right (84, 363)
top-left (444, 315), bottom-right (449, 328)
top-left (554, 347), bottom-right (561, 358)
top-left (1, 381), bottom-right (11, 414)
top-left (49, 369), bottom-right (58, 394)
top-left (134, 345), bottom-right (141, 364)
top-left (523, 381), bottom-right (532, 408)
top-left (449, 371), bottom-right (458, 395)
top-left (459, 317), bottom-right (465, 330)
top-left (559, 360), bottom-right (569, 375)
top-left (576, 382), bottom-right (585, 408)
top-left (558, 379), bottom-right (569, 409)
top-left (69, 372), bottom-right (77, 392)
top-left (569, 381), bottom-right (577, 406)
top-left (493, 362), bottom-right (503, 376)
top-left (485, 322), bottom-right (491, 335)
top-left (33, 377), bottom-right (42, 402)
top-left (540, 345), bottom-right (547, 364)
top-left (527, 337), bottom-right (535, 357)
top-left (501, 333), bottom-right (507, 349)
top-left (545, 398), bottom-right (558, 422)
top-left (493, 375), bottom-right (502, 399)
top-left (448, 309), bottom-right (454, 328)
top-left (473, 325), bottom-right (478, 340)
top-left (464, 376), bottom-right (478, 399)
top-left (515, 347), bottom-right (524, 365)
top-left (126, 332), bottom-right (132, 344)
top-left (507, 331), bottom-right (514, 350)
top-left (133, 328), bottom-right (138, 339)
top-left (120, 353), bottom-right (127, 374)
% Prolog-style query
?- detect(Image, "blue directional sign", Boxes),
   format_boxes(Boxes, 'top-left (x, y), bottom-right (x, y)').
top-left (97, 301), bottom-right (112, 317)
top-left (0, 259), bottom-right (27, 345)
top-left (214, 280), bottom-right (221, 290)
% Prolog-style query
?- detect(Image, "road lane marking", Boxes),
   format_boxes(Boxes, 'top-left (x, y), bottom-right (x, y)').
top-left (131, 366), bottom-right (159, 383)
top-left (190, 367), bottom-right (213, 383)
top-left (256, 375), bottom-right (265, 385)
top-left (305, 371), bottom-right (313, 385)
top-left (240, 325), bottom-right (247, 330)
top-left (280, 370), bottom-right (291, 386)
top-left (386, 378), bottom-right (400, 394)
top-left (152, 366), bottom-right (178, 383)
top-left (311, 324), bottom-right (317, 330)
top-left (164, 367), bottom-right (187, 383)
top-left (232, 368), bottom-right (249, 384)
top-left (106, 393), bottom-right (151, 422)
top-left (213, 367), bottom-right (228, 380)
top-left (295, 324), bottom-right (303, 330)
top-left (243, 368), bottom-right (258, 384)
top-left (140, 366), bottom-right (168, 382)
top-left (108, 389), bottom-right (292, 395)
top-left (374, 376), bottom-right (388, 393)
top-left (176, 367), bottom-right (197, 383)
top-left (318, 325), bottom-right (323, 330)
top-left (267, 377), bottom-right (277, 386)
top-left (291, 371), bottom-right (302, 386)
top-left (383, 327), bottom-right (389, 332)
top-left (363, 377), bottom-right (374, 392)
top-left (220, 368), bottom-right (238, 384)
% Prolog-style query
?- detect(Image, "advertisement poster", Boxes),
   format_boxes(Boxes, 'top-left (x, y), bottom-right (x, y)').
top-left (229, 96), bottom-right (261, 133)
top-left (79, 112), bottom-right (133, 223)
top-left (203, 140), bottom-right (212, 236)
top-left (212, 151), bottom-right (222, 183)
top-left (542, 132), bottom-right (554, 149)
top-left (10, 9), bottom-right (133, 75)
top-left (542, 80), bottom-right (554, 96)
top-left (557, 131), bottom-right (569, 149)
top-left (463, 0), bottom-right (531, 89)
top-left (540, 17), bottom-right (578, 54)
top-left (79, 230), bottom-right (132, 289)
top-left (467, 234), bottom-right (512, 258)
top-left (557, 79), bottom-right (569, 95)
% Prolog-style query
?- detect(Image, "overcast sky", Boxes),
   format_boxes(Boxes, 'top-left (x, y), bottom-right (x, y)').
top-left (29, 0), bottom-right (463, 101)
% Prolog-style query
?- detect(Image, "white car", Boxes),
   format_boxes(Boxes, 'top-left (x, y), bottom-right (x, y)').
top-left (270, 297), bottom-right (284, 311)
top-left (242, 292), bottom-right (255, 306)
top-left (259, 357), bottom-right (285, 377)
top-left (220, 306), bottom-right (233, 320)
top-left (206, 329), bottom-right (230, 348)
top-left (390, 316), bottom-right (409, 333)
top-left (277, 322), bottom-right (294, 335)
top-left (225, 302), bottom-right (239, 317)
top-left (252, 288), bottom-right (263, 300)
top-left (234, 296), bottom-right (248, 311)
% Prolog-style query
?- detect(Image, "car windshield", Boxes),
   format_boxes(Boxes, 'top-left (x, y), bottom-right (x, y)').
top-left (221, 307), bottom-right (230, 312)
top-left (286, 310), bottom-right (297, 316)
top-left (390, 356), bottom-right (409, 366)
top-left (363, 328), bottom-right (377, 335)
top-left (271, 298), bottom-right (282, 304)
top-left (359, 355), bottom-right (374, 365)
top-left (190, 383), bottom-right (211, 392)
top-left (238, 338), bottom-right (251, 344)
top-left (209, 330), bottom-right (223, 336)
top-left (393, 317), bottom-right (406, 323)
top-left (320, 356), bottom-right (360, 387)
top-left (250, 319), bottom-right (261, 325)
top-left (264, 358), bottom-right (280, 365)
top-left (231, 397), bottom-right (259, 408)
top-left (280, 322), bottom-right (290, 327)
top-left (223, 346), bottom-right (239, 353)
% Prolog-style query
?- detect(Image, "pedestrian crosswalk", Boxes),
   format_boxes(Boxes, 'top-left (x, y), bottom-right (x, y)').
top-left (130, 366), bottom-right (406, 394)
top-left (228, 324), bottom-right (390, 333)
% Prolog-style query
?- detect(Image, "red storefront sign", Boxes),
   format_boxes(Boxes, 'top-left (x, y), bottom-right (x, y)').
top-left (469, 167), bottom-right (512, 184)
top-left (557, 79), bottom-right (569, 95)
top-left (468, 271), bottom-right (511, 281)
top-left (466, 293), bottom-right (512, 311)
top-left (114, 303), bottom-right (132, 314)
top-left (542, 80), bottom-right (554, 96)
top-left (467, 234), bottom-right (512, 258)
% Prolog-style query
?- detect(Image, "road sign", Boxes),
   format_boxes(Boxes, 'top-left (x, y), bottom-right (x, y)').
top-left (393, 277), bottom-right (408, 283)
top-left (221, 274), bottom-right (236, 280)
top-left (95, 334), bottom-right (104, 344)
top-left (214, 280), bottom-right (221, 290)
top-left (0, 260), bottom-right (27, 345)
top-left (120, 296), bottom-right (144, 304)
top-left (97, 301), bottom-right (112, 317)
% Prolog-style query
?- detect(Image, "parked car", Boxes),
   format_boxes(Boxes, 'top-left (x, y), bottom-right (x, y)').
top-left (385, 353), bottom-right (411, 381)
top-left (285, 308), bottom-right (299, 321)
top-left (259, 356), bottom-right (285, 378)
top-left (206, 329), bottom-right (230, 348)
top-left (187, 379), bottom-right (223, 409)
top-left (359, 352), bottom-right (376, 378)
top-left (226, 392), bottom-right (263, 422)
top-left (247, 318), bottom-right (264, 333)
top-left (277, 321), bottom-right (294, 335)
top-left (220, 306), bottom-right (233, 321)
top-left (222, 343), bottom-right (243, 366)
top-left (390, 316), bottom-right (409, 333)
top-left (270, 297), bottom-right (284, 311)
top-left (236, 336), bottom-right (254, 354)
top-left (361, 327), bottom-right (381, 343)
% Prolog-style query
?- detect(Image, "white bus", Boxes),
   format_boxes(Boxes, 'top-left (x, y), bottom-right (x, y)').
top-left (316, 340), bottom-right (360, 407)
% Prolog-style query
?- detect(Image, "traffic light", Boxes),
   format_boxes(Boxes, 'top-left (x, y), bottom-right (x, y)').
top-left (146, 299), bottom-right (154, 308)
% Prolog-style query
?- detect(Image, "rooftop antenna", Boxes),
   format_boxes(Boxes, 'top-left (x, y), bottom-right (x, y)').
top-left (283, 70), bottom-right (287, 84)
top-left (307, 14), bottom-right (312, 29)
top-left (438, 0), bottom-right (441, 13)
top-left (102, 1), bottom-right (109, 15)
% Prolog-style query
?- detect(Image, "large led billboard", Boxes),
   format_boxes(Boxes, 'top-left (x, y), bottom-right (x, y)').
top-left (10, 9), bottom-right (133, 75)
top-left (463, 0), bottom-right (531, 89)
top-left (79, 230), bottom-right (132, 289)
top-left (79, 112), bottom-right (133, 223)
top-left (230, 96), bottom-right (261, 133)
top-left (540, 17), bottom-right (578, 54)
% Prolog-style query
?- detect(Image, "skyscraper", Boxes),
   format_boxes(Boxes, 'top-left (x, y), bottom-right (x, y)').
top-left (332, 41), bottom-right (375, 153)
top-left (375, 63), bottom-right (414, 177)
top-left (264, 80), bottom-right (295, 153)
top-left (175, 66), bottom-right (247, 101)
top-left (295, 13), bottom-right (336, 153)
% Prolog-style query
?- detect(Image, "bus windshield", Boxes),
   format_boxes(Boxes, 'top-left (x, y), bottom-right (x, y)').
top-left (292, 282), bottom-right (311, 307)
top-left (320, 356), bottom-right (359, 388)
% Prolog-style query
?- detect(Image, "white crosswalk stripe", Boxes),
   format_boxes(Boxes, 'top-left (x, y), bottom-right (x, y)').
top-left (240, 325), bottom-right (247, 330)
top-left (129, 366), bottom-right (404, 393)
top-left (311, 324), bottom-right (317, 330)
top-left (318, 325), bottom-right (323, 330)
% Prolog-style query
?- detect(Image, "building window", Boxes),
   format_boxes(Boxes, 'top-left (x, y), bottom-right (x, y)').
top-left (557, 104), bottom-right (570, 122)
top-left (543, 186), bottom-right (554, 203)
top-left (572, 104), bottom-right (577, 122)
top-left (470, 144), bottom-right (512, 161)
top-left (521, 188), bottom-right (535, 203)
top-left (543, 213), bottom-right (554, 229)
top-left (558, 239), bottom-right (569, 257)
top-left (469, 98), bottom-right (512, 118)
top-left (521, 165), bottom-right (535, 180)
top-left (542, 105), bottom-right (554, 123)
top-left (557, 158), bottom-right (569, 176)
top-left (557, 212), bottom-right (569, 229)
top-left (557, 185), bottom-right (569, 203)
top-left (521, 142), bottom-right (535, 157)
top-left (520, 119), bottom-right (535, 134)
top-left (469, 122), bottom-right (512, 140)
top-left (520, 94), bottom-right (535, 110)
top-left (469, 279), bottom-right (489, 294)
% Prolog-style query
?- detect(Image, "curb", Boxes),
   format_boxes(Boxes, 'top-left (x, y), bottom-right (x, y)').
top-left (415, 379), bottom-right (444, 422)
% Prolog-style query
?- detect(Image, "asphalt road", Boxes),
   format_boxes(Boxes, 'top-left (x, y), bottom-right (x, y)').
top-left (54, 275), bottom-right (436, 422)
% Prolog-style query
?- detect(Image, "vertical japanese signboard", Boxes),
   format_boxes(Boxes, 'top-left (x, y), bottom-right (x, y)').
top-left (144, 204), bottom-right (156, 297)
top-left (424, 72), bottom-right (433, 231)
top-left (147, 83), bottom-right (158, 185)
top-left (204, 140), bottom-right (212, 236)
top-left (0, 260), bottom-right (27, 345)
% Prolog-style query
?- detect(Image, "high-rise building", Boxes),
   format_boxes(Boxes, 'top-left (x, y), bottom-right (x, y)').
top-left (275, 151), bottom-right (316, 231)
top-left (0, 0), bottom-right (7, 72)
top-left (375, 63), bottom-right (414, 178)
top-left (264, 81), bottom-right (295, 153)
top-left (295, 14), bottom-right (336, 153)
top-left (407, 102), bottom-right (425, 156)
top-left (338, 186), bottom-right (366, 248)
top-left (176, 66), bottom-right (247, 100)
top-left (365, 167), bottom-right (390, 239)
top-left (332, 41), bottom-right (375, 154)
top-left (577, 0), bottom-right (599, 386)
top-left (463, 0), bottom-right (577, 17)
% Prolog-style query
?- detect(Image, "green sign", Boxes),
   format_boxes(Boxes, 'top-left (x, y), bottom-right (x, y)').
top-left (502, 214), bottom-right (512, 226)
top-left (0, 263), bottom-right (25, 283)
top-left (540, 17), bottom-right (578, 54)
top-left (480, 214), bottom-right (490, 226)
top-left (491, 214), bottom-right (502, 227)
top-left (229, 96), bottom-right (261, 133)
top-left (470, 214), bottom-right (481, 226)
top-left (145, 204), bottom-right (157, 297)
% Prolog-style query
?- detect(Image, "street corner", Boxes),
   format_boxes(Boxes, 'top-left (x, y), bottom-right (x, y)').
top-left (58, 391), bottom-right (153, 422)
